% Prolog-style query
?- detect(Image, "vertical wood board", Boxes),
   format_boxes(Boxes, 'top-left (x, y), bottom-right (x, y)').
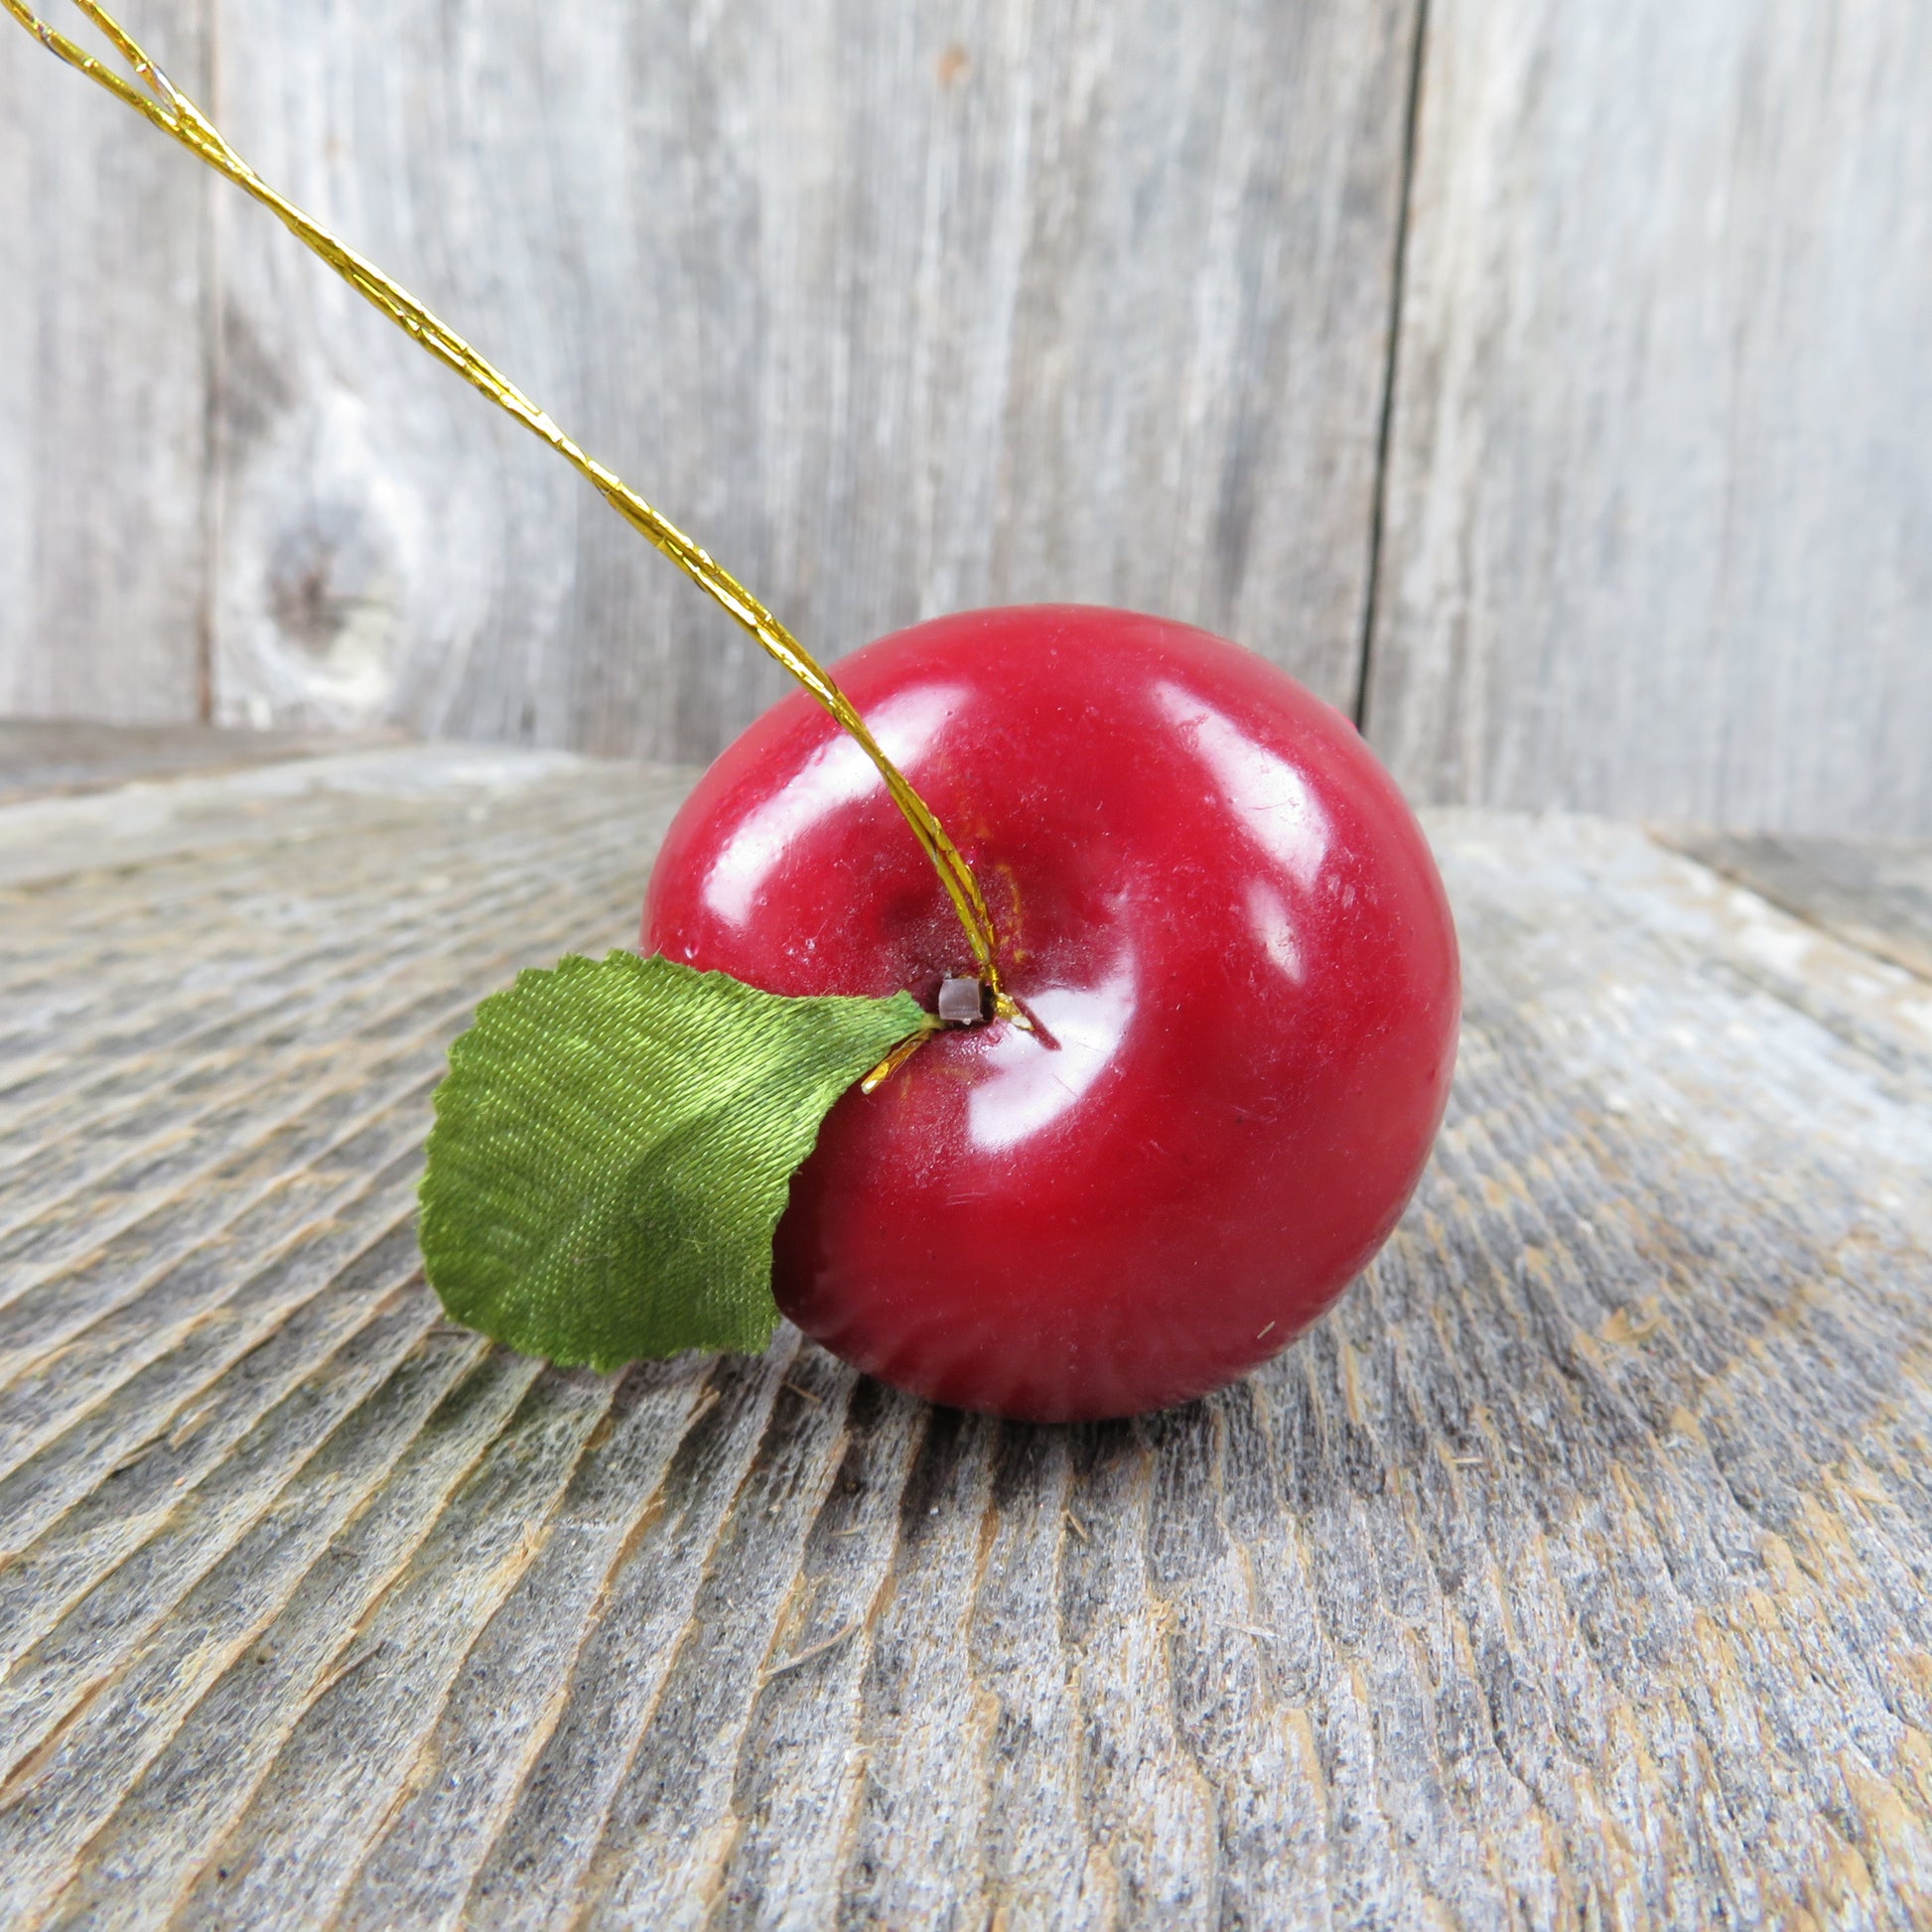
top-left (204, 0), bottom-right (1419, 760)
top-left (12, 0), bottom-right (1930, 838)
top-left (0, 1), bottom-right (210, 726)
top-left (1365, 0), bottom-right (1932, 835)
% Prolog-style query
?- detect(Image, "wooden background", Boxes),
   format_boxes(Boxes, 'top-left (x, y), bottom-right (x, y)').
top-left (2, 0), bottom-right (1928, 834)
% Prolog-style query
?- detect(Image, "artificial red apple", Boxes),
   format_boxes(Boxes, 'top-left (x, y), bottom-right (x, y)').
top-left (644, 605), bottom-right (1458, 1422)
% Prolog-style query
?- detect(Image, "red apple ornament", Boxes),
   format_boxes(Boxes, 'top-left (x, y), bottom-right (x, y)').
top-left (12, 17), bottom-right (1452, 1421)
top-left (645, 606), bottom-right (1458, 1422)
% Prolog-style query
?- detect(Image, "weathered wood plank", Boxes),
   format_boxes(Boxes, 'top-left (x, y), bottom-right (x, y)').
top-left (204, 0), bottom-right (1417, 753)
top-left (0, 741), bottom-right (604, 891)
top-left (0, 742), bottom-right (1929, 1925)
top-left (1364, 0), bottom-right (1932, 836)
top-left (0, 1), bottom-right (211, 726)
top-left (15, 1), bottom-right (1930, 839)
top-left (0, 720), bottom-right (396, 805)
top-left (1659, 829), bottom-right (1932, 985)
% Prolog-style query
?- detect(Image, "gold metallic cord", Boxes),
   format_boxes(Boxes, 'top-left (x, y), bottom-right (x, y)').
top-left (7, 0), bottom-right (1016, 1016)
top-left (858, 1018), bottom-right (944, 1095)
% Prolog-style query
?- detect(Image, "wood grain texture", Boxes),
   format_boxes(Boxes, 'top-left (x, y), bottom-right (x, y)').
top-left (0, 720), bottom-right (400, 805)
top-left (10, 0), bottom-right (1930, 838)
top-left (1659, 829), bottom-right (1932, 985)
top-left (1, 734), bottom-right (1930, 1926)
top-left (0, 1), bottom-right (211, 727)
top-left (200, 0), bottom-right (1416, 753)
top-left (1363, 0), bottom-right (1932, 836)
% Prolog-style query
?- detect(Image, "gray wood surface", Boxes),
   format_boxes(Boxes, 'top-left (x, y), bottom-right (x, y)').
top-left (1364, 0), bottom-right (1932, 836)
top-left (0, 719), bottom-right (392, 805)
top-left (5, 1), bottom-right (1930, 834)
top-left (0, 0), bottom-right (211, 725)
top-left (1, 737), bottom-right (1929, 1927)
top-left (1659, 828), bottom-right (1932, 985)
top-left (205, 0), bottom-right (1415, 757)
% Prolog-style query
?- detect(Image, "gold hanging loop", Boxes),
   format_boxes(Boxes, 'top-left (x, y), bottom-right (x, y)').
top-left (5, 0), bottom-right (1019, 1021)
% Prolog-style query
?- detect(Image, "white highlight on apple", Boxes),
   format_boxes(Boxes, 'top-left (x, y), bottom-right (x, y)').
top-left (1152, 681), bottom-right (1331, 890)
top-left (702, 684), bottom-right (966, 926)
top-left (1246, 880), bottom-right (1307, 983)
top-left (968, 958), bottom-right (1139, 1154)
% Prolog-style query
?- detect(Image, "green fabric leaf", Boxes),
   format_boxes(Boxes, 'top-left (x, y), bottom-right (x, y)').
top-left (420, 951), bottom-right (925, 1370)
